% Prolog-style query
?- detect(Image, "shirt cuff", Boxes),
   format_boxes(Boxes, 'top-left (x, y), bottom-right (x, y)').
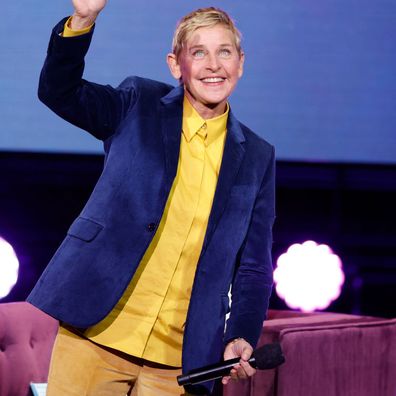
top-left (63, 16), bottom-right (93, 37)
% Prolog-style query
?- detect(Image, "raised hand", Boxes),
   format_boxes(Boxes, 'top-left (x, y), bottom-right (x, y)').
top-left (70, 0), bottom-right (108, 29)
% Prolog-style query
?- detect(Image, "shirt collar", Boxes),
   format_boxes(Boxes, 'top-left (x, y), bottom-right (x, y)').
top-left (182, 96), bottom-right (229, 146)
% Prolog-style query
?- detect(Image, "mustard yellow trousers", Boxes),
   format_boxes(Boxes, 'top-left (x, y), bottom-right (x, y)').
top-left (47, 326), bottom-right (192, 396)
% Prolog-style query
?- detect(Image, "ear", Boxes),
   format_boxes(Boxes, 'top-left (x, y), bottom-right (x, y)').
top-left (238, 51), bottom-right (245, 78)
top-left (167, 53), bottom-right (182, 80)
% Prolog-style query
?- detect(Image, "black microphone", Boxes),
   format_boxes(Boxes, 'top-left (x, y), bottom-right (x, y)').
top-left (177, 342), bottom-right (285, 386)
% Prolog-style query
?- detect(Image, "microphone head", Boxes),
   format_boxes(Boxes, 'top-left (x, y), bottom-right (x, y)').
top-left (252, 342), bottom-right (285, 369)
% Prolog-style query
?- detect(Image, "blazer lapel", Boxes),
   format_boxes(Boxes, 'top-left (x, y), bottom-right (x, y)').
top-left (160, 85), bottom-right (184, 189)
top-left (203, 110), bottom-right (246, 250)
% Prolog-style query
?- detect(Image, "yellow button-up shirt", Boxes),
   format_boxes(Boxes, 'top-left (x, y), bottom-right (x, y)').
top-left (85, 96), bottom-right (228, 366)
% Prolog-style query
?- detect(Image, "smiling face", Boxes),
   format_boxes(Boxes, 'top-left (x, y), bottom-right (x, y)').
top-left (167, 24), bottom-right (244, 119)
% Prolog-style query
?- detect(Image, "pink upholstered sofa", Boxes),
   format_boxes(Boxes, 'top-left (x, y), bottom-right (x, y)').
top-left (1, 302), bottom-right (395, 396)
top-left (0, 302), bottom-right (58, 396)
top-left (225, 310), bottom-right (396, 396)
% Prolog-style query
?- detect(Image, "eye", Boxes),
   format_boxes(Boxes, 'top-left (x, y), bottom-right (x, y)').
top-left (192, 49), bottom-right (205, 58)
top-left (219, 48), bottom-right (232, 58)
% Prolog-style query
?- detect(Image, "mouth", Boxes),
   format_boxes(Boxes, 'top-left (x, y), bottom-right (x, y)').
top-left (200, 77), bottom-right (225, 83)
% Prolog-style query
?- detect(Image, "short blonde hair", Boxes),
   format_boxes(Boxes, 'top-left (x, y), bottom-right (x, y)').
top-left (172, 7), bottom-right (242, 59)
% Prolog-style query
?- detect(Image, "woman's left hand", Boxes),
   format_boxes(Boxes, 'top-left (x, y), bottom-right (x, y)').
top-left (222, 338), bottom-right (256, 385)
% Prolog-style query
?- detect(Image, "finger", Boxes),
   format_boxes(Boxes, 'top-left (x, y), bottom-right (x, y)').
top-left (231, 367), bottom-right (239, 378)
top-left (240, 359), bottom-right (257, 377)
top-left (229, 367), bottom-right (240, 381)
top-left (223, 364), bottom-right (240, 384)
top-left (222, 375), bottom-right (231, 385)
top-left (234, 363), bottom-right (250, 379)
top-left (240, 346), bottom-right (253, 361)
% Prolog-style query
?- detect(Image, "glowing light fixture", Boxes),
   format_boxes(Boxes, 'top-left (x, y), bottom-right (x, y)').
top-left (274, 240), bottom-right (344, 312)
top-left (0, 236), bottom-right (19, 298)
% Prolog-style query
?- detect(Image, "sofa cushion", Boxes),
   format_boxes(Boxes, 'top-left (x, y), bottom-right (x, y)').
top-left (0, 302), bottom-right (58, 396)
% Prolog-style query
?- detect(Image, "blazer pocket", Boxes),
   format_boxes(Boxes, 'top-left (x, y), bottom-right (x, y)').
top-left (67, 217), bottom-right (104, 242)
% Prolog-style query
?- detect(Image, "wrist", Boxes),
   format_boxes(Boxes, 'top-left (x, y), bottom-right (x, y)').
top-left (70, 13), bottom-right (97, 30)
top-left (229, 337), bottom-right (246, 345)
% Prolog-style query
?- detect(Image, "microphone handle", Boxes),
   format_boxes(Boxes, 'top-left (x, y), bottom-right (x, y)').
top-left (177, 356), bottom-right (257, 386)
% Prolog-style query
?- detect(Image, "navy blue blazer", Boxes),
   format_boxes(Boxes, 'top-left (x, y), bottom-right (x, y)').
top-left (28, 19), bottom-right (275, 394)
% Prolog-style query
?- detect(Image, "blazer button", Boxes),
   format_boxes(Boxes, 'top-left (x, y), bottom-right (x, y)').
top-left (147, 223), bottom-right (156, 232)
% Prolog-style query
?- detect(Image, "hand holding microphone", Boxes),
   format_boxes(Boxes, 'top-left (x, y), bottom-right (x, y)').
top-left (177, 342), bottom-right (285, 386)
top-left (222, 337), bottom-right (258, 384)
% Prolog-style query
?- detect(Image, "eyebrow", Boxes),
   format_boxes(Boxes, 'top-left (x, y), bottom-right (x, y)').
top-left (189, 45), bottom-right (205, 51)
top-left (188, 44), bottom-right (234, 51)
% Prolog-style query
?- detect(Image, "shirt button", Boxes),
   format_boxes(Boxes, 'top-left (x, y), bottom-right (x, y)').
top-left (147, 223), bottom-right (156, 232)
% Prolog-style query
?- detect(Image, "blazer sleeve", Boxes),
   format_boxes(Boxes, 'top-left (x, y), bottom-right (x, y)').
top-left (224, 146), bottom-right (275, 348)
top-left (38, 17), bottom-right (137, 141)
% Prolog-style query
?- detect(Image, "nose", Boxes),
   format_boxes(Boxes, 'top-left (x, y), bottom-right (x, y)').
top-left (206, 53), bottom-right (221, 72)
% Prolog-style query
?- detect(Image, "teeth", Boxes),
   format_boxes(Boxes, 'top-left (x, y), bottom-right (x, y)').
top-left (202, 77), bottom-right (224, 83)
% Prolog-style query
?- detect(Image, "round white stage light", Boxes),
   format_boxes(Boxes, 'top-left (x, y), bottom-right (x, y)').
top-left (274, 240), bottom-right (344, 312)
top-left (0, 236), bottom-right (19, 298)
